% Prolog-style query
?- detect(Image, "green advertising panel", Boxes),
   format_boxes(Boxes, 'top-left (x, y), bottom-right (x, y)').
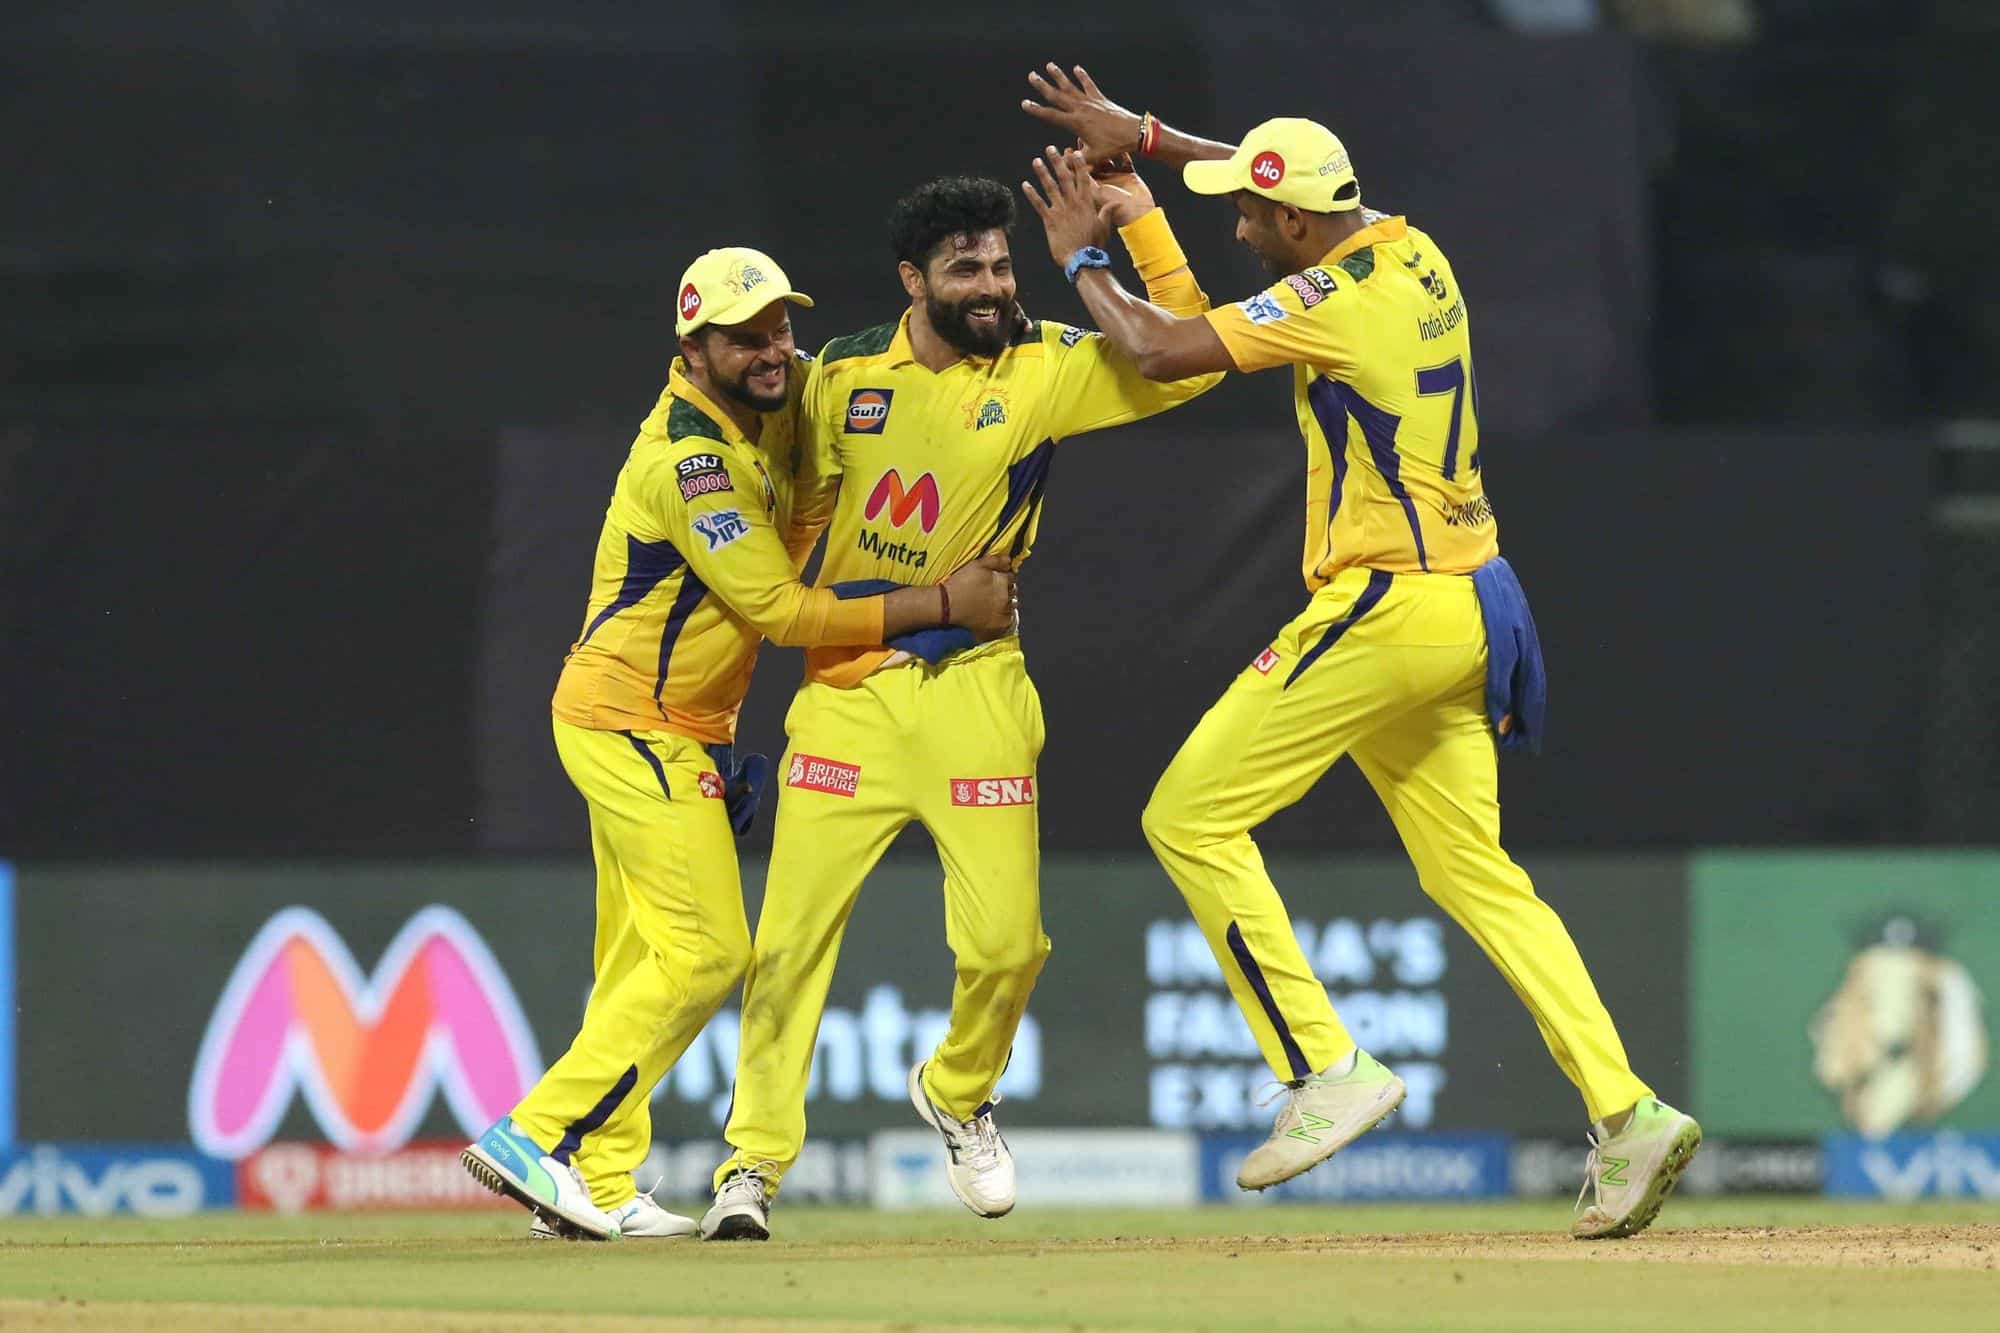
top-left (15, 852), bottom-right (1686, 1154)
top-left (1690, 851), bottom-right (2000, 1137)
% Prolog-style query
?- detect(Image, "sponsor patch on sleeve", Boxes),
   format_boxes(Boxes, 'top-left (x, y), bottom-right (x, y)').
top-left (676, 453), bottom-right (734, 502)
top-left (1303, 267), bottom-right (1338, 294)
top-left (1058, 324), bottom-right (1096, 348)
top-left (949, 776), bottom-right (1036, 807)
top-left (1241, 292), bottom-right (1288, 325)
top-left (690, 509), bottom-right (750, 551)
top-left (1282, 273), bottom-right (1327, 309)
top-left (786, 753), bottom-right (861, 797)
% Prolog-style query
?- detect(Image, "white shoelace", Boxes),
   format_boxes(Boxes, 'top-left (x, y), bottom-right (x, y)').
top-left (721, 1161), bottom-right (776, 1206)
top-left (1574, 1136), bottom-right (1605, 1213)
top-left (959, 1110), bottom-right (1005, 1172)
top-left (932, 1094), bottom-right (1005, 1172)
top-left (623, 1170), bottom-right (670, 1216)
top-left (1253, 1079), bottom-right (1300, 1112)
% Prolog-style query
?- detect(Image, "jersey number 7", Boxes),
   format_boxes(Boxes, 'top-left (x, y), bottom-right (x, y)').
top-left (1415, 355), bottom-right (1479, 480)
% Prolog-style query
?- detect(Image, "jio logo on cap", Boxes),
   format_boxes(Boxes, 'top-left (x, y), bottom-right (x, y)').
top-left (679, 283), bottom-right (702, 320)
top-left (1250, 151), bottom-right (1286, 188)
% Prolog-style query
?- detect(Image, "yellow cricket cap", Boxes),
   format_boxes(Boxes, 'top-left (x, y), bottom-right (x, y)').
top-left (1183, 118), bottom-right (1360, 213)
top-left (674, 246), bottom-right (814, 337)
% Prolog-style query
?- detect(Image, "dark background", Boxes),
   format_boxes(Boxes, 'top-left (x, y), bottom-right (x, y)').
top-left (5, 0), bottom-right (1996, 859)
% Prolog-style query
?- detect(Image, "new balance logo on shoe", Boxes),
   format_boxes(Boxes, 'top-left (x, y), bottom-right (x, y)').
top-left (1287, 1111), bottom-right (1335, 1145)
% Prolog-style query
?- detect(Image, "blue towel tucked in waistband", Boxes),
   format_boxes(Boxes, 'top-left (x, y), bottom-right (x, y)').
top-left (829, 578), bottom-right (974, 664)
top-left (1471, 556), bottom-right (1546, 756)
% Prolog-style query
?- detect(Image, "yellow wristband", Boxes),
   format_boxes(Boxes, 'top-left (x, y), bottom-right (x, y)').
top-left (1116, 208), bottom-right (1189, 283)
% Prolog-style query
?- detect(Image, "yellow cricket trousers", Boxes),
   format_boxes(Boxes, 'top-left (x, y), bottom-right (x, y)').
top-left (511, 718), bottom-right (751, 1209)
top-left (1142, 567), bottom-right (1652, 1124)
top-left (716, 638), bottom-right (1050, 1193)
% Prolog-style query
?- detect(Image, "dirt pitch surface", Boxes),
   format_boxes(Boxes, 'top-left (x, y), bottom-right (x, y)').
top-left (0, 1200), bottom-right (1993, 1332)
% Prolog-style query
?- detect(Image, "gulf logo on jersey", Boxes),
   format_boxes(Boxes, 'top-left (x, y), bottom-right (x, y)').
top-left (1250, 151), bottom-right (1286, 188)
top-left (863, 468), bottom-right (941, 533)
top-left (188, 906), bottom-right (542, 1160)
top-left (846, 388), bottom-right (894, 434)
top-left (950, 777), bottom-right (1036, 807)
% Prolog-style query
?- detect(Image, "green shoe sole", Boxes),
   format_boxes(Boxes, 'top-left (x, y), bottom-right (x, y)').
top-left (1574, 1120), bottom-right (1703, 1241)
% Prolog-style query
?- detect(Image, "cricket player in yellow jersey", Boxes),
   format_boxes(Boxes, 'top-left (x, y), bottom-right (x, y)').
top-left (1023, 64), bottom-right (1701, 1240)
top-left (702, 175), bottom-right (1222, 1239)
top-left (461, 246), bottom-right (1016, 1241)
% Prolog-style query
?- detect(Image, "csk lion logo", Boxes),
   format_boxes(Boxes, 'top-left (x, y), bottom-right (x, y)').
top-left (1808, 917), bottom-right (1989, 1138)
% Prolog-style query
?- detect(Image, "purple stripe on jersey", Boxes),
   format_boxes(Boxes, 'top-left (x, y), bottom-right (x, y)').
top-left (653, 569), bottom-right (710, 702)
top-left (983, 440), bottom-right (1055, 557)
top-left (622, 731), bottom-right (672, 799)
top-left (1226, 922), bottom-right (1310, 1080)
top-left (553, 1062), bottom-right (639, 1164)
top-left (1305, 377), bottom-right (1350, 535)
top-left (1285, 569), bottom-right (1392, 689)
top-left (1331, 382), bottom-right (1430, 572)
top-left (580, 536), bottom-right (687, 645)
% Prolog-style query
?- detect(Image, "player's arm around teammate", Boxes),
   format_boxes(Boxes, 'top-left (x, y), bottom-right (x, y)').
top-left (460, 248), bottom-right (1013, 1245)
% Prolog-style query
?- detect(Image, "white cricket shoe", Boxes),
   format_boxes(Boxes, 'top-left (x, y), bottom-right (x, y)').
top-left (530, 1186), bottom-right (698, 1240)
top-left (1236, 1049), bottom-right (1406, 1191)
top-left (907, 1062), bottom-right (1015, 1218)
top-left (1572, 1097), bottom-right (1702, 1240)
top-left (699, 1164), bottom-right (775, 1241)
top-left (461, 1117), bottom-right (621, 1240)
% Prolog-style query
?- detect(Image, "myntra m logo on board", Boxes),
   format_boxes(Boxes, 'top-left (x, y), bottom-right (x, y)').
top-left (863, 468), bottom-right (940, 533)
top-left (188, 906), bottom-right (542, 1160)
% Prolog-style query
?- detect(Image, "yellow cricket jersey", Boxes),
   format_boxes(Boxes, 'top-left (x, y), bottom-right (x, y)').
top-left (551, 359), bottom-right (886, 743)
top-left (1205, 214), bottom-right (1497, 586)
top-left (798, 208), bottom-right (1224, 687)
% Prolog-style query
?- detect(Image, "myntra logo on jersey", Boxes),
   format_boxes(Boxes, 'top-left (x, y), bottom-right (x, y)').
top-left (787, 753), bottom-right (861, 797)
top-left (863, 468), bottom-right (940, 532)
top-left (188, 906), bottom-right (543, 1160)
top-left (950, 777), bottom-right (1036, 807)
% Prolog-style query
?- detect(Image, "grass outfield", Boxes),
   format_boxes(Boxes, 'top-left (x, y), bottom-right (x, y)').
top-left (0, 1199), bottom-right (1994, 1331)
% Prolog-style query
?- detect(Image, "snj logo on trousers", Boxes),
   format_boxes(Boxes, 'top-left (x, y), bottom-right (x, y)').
top-left (846, 389), bottom-right (894, 434)
top-left (951, 777), bottom-right (1036, 807)
top-left (188, 906), bottom-right (543, 1160)
top-left (863, 468), bottom-right (940, 533)
top-left (787, 753), bottom-right (861, 797)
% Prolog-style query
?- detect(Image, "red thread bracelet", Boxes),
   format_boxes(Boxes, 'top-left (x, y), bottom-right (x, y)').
top-left (939, 583), bottom-right (952, 626)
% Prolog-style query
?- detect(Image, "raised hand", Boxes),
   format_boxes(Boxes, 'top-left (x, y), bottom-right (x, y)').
top-left (1022, 147), bottom-right (1111, 266)
top-left (1022, 63), bottom-right (1142, 165)
top-left (1092, 157), bottom-right (1156, 229)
